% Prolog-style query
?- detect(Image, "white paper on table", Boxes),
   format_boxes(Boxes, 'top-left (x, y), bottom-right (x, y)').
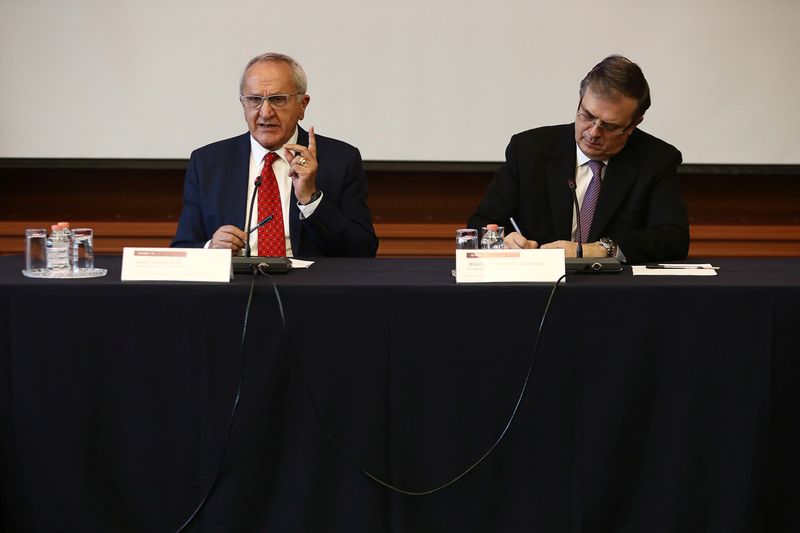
top-left (632, 263), bottom-right (718, 276)
top-left (289, 259), bottom-right (314, 269)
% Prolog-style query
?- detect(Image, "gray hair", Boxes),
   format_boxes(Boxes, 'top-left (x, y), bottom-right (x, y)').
top-left (239, 52), bottom-right (308, 95)
top-left (579, 55), bottom-right (651, 119)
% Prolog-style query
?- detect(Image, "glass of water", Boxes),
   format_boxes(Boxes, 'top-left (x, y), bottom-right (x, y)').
top-left (71, 228), bottom-right (94, 271)
top-left (25, 228), bottom-right (48, 272)
top-left (455, 228), bottom-right (479, 249)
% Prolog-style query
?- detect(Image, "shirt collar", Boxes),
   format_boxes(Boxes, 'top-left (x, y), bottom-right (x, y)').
top-left (249, 127), bottom-right (300, 165)
top-left (575, 143), bottom-right (609, 167)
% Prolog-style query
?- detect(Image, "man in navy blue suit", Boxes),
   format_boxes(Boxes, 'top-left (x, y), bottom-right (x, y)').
top-left (172, 53), bottom-right (378, 257)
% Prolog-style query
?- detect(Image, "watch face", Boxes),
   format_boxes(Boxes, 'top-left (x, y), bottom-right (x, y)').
top-left (306, 191), bottom-right (321, 204)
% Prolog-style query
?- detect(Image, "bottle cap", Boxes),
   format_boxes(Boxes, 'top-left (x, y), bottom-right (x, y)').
top-left (51, 224), bottom-right (60, 231)
top-left (486, 224), bottom-right (498, 231)
top-left (57, 222), bottom-right (70, 229)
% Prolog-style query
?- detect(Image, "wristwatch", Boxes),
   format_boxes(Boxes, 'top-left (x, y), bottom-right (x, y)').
top-left (599, 237), bottom-right (617, 257)
top-left (301, 190), bottom-right (322, 206)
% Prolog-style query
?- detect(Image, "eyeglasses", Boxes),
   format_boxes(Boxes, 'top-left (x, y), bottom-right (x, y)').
top-left (239, 93), bottom-right (303, 110)
top-left (576, 107), bottom-right (632, 136)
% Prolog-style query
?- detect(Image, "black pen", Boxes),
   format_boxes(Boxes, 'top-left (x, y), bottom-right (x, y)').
top-left (249, 215), bottom-right (274, 233)
top-left (645, 264), bottom-right (719, 270)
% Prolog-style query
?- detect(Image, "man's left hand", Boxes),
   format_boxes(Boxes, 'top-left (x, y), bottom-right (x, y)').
top-left (284, 126), bottom-right (319, 204)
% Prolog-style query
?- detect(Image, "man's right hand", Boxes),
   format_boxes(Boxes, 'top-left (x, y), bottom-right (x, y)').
top-left (504, 231), bottom-right (539, 249)
top-left (210, 225), bottom-right (247, 252)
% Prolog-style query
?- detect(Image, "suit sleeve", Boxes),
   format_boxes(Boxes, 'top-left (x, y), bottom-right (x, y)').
top-left (298, 147), bottom-right (378, 257)
top-left (611, 148), bottom-right (690, 263)
top-left (171, 153), bottom-right (208, 248)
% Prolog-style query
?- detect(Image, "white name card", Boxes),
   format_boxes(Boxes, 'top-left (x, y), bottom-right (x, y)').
top-left (121, 247), bottom-right (231, 282)
top-left (456, 249), bottom-right (566, 283)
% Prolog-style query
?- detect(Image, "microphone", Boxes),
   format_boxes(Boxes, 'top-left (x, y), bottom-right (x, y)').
top-left (567, 179), bottom-right (583, 258)
top-left (244, 176), bottom-right (263, 258)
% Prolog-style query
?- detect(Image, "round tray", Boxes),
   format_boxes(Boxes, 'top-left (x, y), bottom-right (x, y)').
top-left (22, 268), bottom-right (108, 279)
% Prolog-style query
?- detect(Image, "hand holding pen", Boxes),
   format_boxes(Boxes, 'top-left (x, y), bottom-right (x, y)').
top-left (210, 215), bottom-right (275, 252)
top-left (504, 217), bottom-right (538, 249)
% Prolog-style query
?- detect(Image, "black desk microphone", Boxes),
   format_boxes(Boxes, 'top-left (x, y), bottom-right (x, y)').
top-left (567, 179), bottom-right (583, 258)
top-left (244, 176), bottom-right (262, 258)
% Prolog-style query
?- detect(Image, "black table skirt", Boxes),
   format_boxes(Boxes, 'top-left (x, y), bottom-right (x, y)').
top-left (1, 256), bottom-right (798, 533)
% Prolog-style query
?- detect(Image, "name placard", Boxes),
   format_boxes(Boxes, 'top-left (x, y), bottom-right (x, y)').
top-left (455, 249), bottom-right (565, 283)
top-left (121, 248), bottom-right (231, 282)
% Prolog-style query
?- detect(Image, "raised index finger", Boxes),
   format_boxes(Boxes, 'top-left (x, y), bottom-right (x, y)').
top-left (308, 126), bottom-right (316, 157)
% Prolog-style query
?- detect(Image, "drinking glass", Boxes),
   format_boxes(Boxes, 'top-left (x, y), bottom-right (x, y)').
top-left (71, 228), bottom-right (94, 271)
top-left (455, 228), bottom-right (479, 249)
top-left (25, 228), bottom-right (48, 272)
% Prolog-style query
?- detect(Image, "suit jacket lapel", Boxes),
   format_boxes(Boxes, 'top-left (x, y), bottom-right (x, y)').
top-left (588, 139), bottom-right (636, 241)
top-left (546, 128), bottom-right (578, 240)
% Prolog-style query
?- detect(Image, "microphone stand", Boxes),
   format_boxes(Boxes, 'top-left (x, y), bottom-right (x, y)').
top-left (233, 171), bottom-right (290, 275)
top-left (244, 177), bottom-right (262, 258)
top-left (567, 179), bottom-right (583, 258)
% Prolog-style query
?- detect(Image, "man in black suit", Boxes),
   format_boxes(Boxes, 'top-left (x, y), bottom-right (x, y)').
top-left (468, 55), bottom-right (689, 263)
top-left (172, 53), bottom-right (378, 257)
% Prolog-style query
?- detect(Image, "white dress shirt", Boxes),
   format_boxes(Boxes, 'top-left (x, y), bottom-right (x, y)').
top-left (245, 128), bottom-right (322, 257)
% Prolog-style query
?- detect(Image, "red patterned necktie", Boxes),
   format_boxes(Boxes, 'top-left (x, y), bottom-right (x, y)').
top-left (257, 152), bottom-right (286, 256)
top-left (580, 160), bottom-right (604, 242)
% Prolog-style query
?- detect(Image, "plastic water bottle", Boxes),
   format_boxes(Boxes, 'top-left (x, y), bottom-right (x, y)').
top-left (57, 221), bottom-right (74, 269)
top-left (480, 223), bottom-right (504, 249)
top-left (46, 223), bottom-right (70, 272)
